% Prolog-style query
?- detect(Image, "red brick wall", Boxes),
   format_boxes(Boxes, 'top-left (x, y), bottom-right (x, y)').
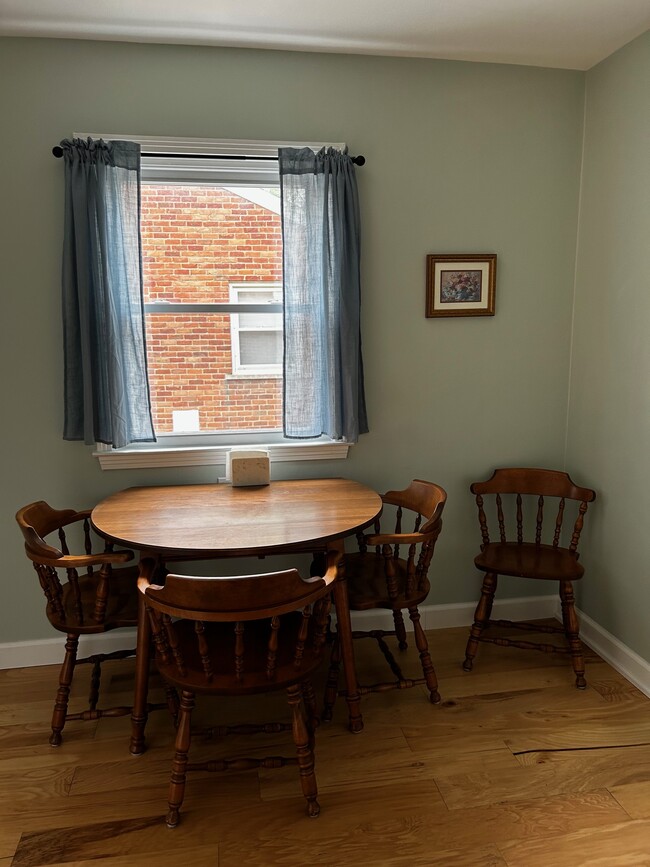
top-left (141, 185), bottom-right (283, 433)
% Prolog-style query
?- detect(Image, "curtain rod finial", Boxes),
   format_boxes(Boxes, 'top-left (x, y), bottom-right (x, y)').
top-left (52, 146), bottom-right (64, 158)
top-left (353, 155), bottom-right (365, 166)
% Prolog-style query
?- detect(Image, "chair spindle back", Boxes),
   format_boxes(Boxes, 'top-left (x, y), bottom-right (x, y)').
top-left (471, 469), bottom-right (595, 551)
top-left (139, 554), bottom-right (338, 687)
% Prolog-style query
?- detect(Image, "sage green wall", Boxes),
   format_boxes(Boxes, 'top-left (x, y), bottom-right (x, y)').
top-left (566, 32), bottom-right (650, 658)
top-left (0, 37), bottom-right (584, 643)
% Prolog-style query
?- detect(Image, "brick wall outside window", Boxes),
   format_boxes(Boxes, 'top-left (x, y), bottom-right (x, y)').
top-left (141, 185), bottom-right (283, 433)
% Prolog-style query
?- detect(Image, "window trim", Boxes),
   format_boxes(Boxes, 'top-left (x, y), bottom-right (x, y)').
top-left (79, 133), bottom-right (350, 470)
top-left (94, 440), bottom-right (350, 470)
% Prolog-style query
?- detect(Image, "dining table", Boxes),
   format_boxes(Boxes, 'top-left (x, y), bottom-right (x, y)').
top-left (91, 477), bottom-right (383, 755)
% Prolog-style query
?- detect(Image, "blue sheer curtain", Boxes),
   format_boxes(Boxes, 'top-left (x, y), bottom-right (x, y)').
top-left (279, 147), bottom-right (368, 441)
top-left (61, 138), bottom-right (155, 449)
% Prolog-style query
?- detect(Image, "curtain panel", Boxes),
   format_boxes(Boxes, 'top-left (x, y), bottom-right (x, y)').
top-left (60, 138), bottom-right (155, 449)
top-left (279, 147), bottom-right (368, 442)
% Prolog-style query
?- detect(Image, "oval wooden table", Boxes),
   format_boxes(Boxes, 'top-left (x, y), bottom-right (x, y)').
top-left (92, 478), bottom-right (383, 754)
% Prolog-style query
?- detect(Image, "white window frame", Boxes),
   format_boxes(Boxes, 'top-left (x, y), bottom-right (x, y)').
top-left (78, 134), bottom-right (351, 470)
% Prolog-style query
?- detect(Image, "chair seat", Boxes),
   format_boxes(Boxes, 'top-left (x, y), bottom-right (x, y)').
top-left (475, 542), bottom-right (584, 581)
top-left (156, 612), bottom-right (325, 696)
top-left (344, 552), bottom-right (430, 611)
top-left (47, 566), bottom-right (140, 633)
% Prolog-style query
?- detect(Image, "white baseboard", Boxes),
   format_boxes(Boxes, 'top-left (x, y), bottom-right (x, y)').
top-left (0, 628), bottom-right (137, 671)
top-left (3, 600), bottom-right (649, 702)
top-left (351, 598), bottom-right (650, 701)
top-left (349, 594), bottom-right (559, 632)
top-left (555, 603), bottom-right (650, 699)
top-left (0, 596), bottom-right (555, 671)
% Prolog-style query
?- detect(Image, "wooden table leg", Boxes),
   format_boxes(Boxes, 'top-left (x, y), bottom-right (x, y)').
top-left (330, 538), bottom-right (364, 733)
top-left (130, 568), bottom-right (152, 756)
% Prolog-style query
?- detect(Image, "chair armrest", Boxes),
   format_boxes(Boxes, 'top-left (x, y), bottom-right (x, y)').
top-left (30, 549), bottom-right (135, 569)
top-left (321, 549), bottom-right (342, 585)
top-left (363, 531), bottom-right (426, 546)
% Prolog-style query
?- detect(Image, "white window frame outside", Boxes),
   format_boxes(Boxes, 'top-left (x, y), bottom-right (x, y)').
top-left (229, 283), bottom-right (283, 377)
top-left (77, 134), bottom-right (351, 470)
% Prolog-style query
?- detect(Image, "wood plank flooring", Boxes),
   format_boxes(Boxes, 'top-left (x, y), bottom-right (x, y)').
top-left (2, 621), bottom-right (650, 866)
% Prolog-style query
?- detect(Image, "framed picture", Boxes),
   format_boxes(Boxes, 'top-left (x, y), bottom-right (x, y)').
top-left (426, 254), bottom-right (497, 318)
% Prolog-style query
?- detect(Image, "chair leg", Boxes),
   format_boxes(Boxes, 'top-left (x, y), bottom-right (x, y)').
top-left (166, 689), bottom-right (195, 828)
top-left (301, 679), bottom-right (319, 742)
top-left (165, 685), bottom-right (181, 728)
top-left (392, 609), bottom-right (408, 651)
top-left (130, 592), bottom-right (152, 757)
top-left (560, 580), bottom-right (586, 689)
top-left (408, 607), bottom-right (440, 704)
top-left (287, 684), bottom-right (320, 818)
top-left (463, 573), bottom-right (498, 672)
top-left (322, 632), bottom-right (341, 723)
top-left (50, 634), bottom-right (79, 746)
top-left (88, 657), bottom-right (102, 711)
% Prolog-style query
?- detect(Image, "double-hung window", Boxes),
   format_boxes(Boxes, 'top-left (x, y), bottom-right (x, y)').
top-left (229, 284), bottom-right (283, 377)
top-left (90, 136), bottom-right (350, 469)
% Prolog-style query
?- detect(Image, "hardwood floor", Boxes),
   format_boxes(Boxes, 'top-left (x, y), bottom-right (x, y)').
top-left (2, 622), bottom-right (650, 866)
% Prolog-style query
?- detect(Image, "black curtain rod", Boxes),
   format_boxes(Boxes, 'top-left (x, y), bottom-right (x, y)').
top-left (51, 146), bottom-right (365, 166)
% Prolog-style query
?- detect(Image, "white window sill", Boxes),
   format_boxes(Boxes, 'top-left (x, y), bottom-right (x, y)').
top-left (225, 372), bottom-right (282, 381)
top-left (93, 440), bottom-right (350, 470)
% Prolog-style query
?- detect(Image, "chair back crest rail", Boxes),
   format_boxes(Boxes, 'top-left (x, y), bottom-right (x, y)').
top-left (470, 468), bottom-right (595, 552)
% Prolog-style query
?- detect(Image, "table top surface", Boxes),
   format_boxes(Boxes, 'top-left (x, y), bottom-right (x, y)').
top-left (91, 478), bottom-right (382, 556)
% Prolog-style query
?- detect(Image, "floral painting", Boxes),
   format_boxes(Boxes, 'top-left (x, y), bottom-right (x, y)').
top-left (440, 270), bottom-right (483, 303)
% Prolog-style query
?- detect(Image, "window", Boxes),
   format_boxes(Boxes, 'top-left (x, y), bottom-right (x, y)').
top-left (85, 135), bottom-right (350, 468)
top-left (229, 284), bottom-right (283, 376)
top-left (141, 181), bottom-right (284, 435)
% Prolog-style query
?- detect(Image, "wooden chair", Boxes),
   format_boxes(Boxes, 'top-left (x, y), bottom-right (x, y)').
top-left (138, 551), bottom-right (339, 827)
top-left (462, 468), bottom-right (596, 688)
top-left (323, 479), bottom-right (447, 719)
top-left (16, 501), bottom-right (144, 745)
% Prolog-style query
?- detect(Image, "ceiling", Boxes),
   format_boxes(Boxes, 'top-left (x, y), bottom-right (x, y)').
top-left (1, 0), bottom-right (649, 71)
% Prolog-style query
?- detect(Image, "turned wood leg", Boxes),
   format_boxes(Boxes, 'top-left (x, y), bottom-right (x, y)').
top-left (130, 587), bottom-right (152, 756)
top-left (88, 657), bottom-right (102, 711)
top-left (409, 607), bottom-right (440, 704)
top-left (560, 580), bottom-right (586, 689)
top-left (165, 685), bottom-right (180, 728)
top-left (166, 690), bottom-right (195, 828)
top-left (392, 609), bottom-right (408, 651)
top-left (322, 631), bottom-right (341, 723)
top-left (287, 684), bottom-right (320, 818)
top-left (463, 572), bottom-right (498, 672)
top-left (301, 679), bottom-right (319, 743)
top-left (50, 634), bottom-right (79, 746)
top-left (330, 539), bottom-right (363, 733)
